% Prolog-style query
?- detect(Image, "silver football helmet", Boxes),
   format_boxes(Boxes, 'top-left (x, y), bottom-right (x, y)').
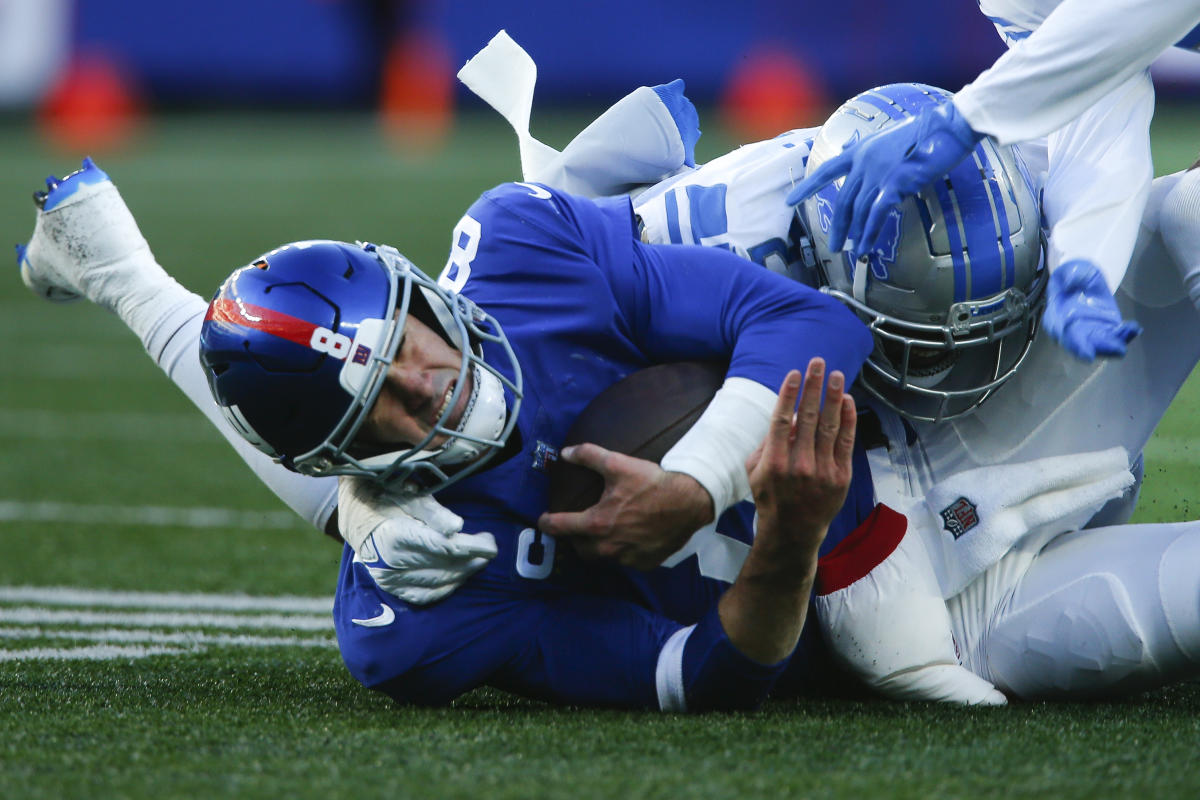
top-left (798, 83), bottom-right (1046, 423)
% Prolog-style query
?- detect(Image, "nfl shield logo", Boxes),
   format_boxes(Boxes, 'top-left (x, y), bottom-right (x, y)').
top-left (940, 497), bottom-right (979, 539)
top-left (531, 441), bottom-right (559, 472)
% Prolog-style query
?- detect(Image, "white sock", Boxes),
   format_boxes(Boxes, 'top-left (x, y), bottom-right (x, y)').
top-left (146, 297), bottom-right (339, 533)
top-left (39, 178), bottom-right (339, 534)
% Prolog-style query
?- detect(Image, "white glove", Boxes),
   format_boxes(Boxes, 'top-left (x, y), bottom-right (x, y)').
top-left (814, 505), bottom-right (1007, 706)
top-left (337, 476), bottom-right (498, 605)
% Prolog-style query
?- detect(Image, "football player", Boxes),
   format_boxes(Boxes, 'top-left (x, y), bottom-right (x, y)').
top-left (18, 69), bottom-right (1200, 708)
top-left (353, 65), bottom-right (1200, 704)
top-left (19, 156), bottom-right (884, 710)
top-left (788, 0), bottom-right (1200, 363)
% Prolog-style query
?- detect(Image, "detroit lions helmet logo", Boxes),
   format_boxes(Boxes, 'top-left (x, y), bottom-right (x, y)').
top-left (815, 186), bottom-right (837, 234)
top-left (863, 207), bottom-right (903, 279)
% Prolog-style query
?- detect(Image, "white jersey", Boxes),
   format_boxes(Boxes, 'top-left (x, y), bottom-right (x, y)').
top-left (959, 0), bottom-right (1200, 144)
top-left (632, 130), bottom-right (814, 278)
top-left (635, 131), bottom-right (1200, 699)
top-left (460, 38), bottom-right (1200, 698)
top-left (955, 0), bottom-right (1200, 297)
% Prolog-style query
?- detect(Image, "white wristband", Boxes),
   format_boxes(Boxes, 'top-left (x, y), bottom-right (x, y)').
top-left (659, 377), bottom-right (777, 515)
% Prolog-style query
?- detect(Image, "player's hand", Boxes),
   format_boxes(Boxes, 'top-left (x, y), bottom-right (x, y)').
top-left (785, 99), bottom-right (983, 260)
top-left (338, 476), bottom-right (497, 605)
top-left (746, 359), bottom-right (856, 553)
top-left (1042, 259), bottom-right (1142, 361)
top-left (537, 445), bottom-right (714, 570)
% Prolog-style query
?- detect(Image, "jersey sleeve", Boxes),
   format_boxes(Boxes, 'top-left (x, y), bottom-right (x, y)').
top-left (632, 129), bottom-right (816, 277)
top-left (540, 181), bottom-right (873, 389)
top-left (610, 240), bottom-right (873, 392)
top-left (1038, 72), bottom-right (1154, 290)
top-left (957, 0), bottom-right (1200, 144)
top-left (463, 182), bottom-right (873, 394)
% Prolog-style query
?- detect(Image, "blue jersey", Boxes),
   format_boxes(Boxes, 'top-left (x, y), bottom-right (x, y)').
top-left (334, 183), bottom-right (875, 710)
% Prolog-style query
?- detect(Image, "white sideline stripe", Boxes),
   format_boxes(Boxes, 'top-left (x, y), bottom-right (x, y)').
top-left (0, 627), bottom-right (335, 649)
top-left (0, 585), bottom-right (332, 613)
top-left (0, 645), bottom-right (187, 662)
top-left (0, 409), bottom-right (212, 442)
top-left (0, 501), bottom-right (301, 530)
top-left (0, 607), bottom-right (333, 631)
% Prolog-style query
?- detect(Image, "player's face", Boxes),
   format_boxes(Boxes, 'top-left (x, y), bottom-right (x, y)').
top-left (360, 316), bottom-right (473, 450)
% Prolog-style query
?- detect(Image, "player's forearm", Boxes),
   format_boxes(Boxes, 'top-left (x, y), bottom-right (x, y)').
top-left (710, 510), bottom-right (825, 666)
top-left (956, 0), bottom-right (1200, 144)
top-left (1039, 78), bottom-right (1154, 291)
top-left (718, 529), bottom-right (821, 664)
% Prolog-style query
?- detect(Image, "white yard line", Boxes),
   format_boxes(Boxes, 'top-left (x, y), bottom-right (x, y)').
top-left (0, 501), bottom-right (301, 530)
top-left (0, 584), bottom-right (339, 662)
top-left (0, 607), bottom-right (333, 631)
top-left (0, 644), bottom-right (189, 662)
top-left (0, 585), bottom-right (332, 613)
top-left (0, 627), bottom-right (335, 648)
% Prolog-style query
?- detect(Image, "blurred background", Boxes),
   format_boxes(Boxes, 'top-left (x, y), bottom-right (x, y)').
top-left (6, 0), bottom-right (1200, 156)
top-left (2, 0), bottom-right (1200, 564)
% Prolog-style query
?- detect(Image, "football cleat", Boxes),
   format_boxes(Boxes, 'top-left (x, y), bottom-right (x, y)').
top-left (17, 157), bottom-right (154, 308)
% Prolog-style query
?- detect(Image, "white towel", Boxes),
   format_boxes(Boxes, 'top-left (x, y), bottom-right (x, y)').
top-left (457, 30), bottom-right (689, 197)
top-left (870, 446), bottom-right (1134, 597)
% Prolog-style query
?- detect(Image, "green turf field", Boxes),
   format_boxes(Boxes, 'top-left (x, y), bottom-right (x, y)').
top-left (2, 105), bottom-right (1200, 799)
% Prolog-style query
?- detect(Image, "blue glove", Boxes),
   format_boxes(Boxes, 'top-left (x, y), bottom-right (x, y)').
top-left (1042, 260), bottom-right (1142, 361)
top-left (651, 79), bottom-right (700, 168)
top-left (786, 99), bottom-right (983, 260)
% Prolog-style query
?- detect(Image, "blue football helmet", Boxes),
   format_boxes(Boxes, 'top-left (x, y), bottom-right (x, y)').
top-left (797, 83), bottom-right (1046, 423)
top-left (199, 240), bottom-right (522, 492)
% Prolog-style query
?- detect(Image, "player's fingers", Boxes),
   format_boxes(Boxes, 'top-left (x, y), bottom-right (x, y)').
top-left (792, 358), bottom-right (826, 454)
top-left (536, 509), bottom-right (594, 539)
top-left (833, 394), bottom-right (857, 472)
top-left (559, 442), bottom-right (621, 477)
top-left (785, 154), bottom-right (851, 205)
top-left (859, 191), bottom-right (899, 262)
top-left (828, 172), bottom-right (862, 253)
top-left (446, 531), bottom-right (499, 559)
top-left (1091, 320), bottom-right (1140, 357)
top-left (377, 561), bottom-right (490, 590)
top-left (814, 370), bottom-right (845, 461)
top-left (373, 531), bottom-right (494, 567)
top-left (763, 370), bottom-right (802, 460)
top-left (845, 185), bottom-right (879, 259)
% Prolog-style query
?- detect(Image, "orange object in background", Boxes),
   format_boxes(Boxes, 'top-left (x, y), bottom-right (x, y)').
top-left (380, 30), bottom-right (454, 153)
top-left (721, 47), bottom-right (829, 142)
top-left (37, 51), bottom-right (145, 153)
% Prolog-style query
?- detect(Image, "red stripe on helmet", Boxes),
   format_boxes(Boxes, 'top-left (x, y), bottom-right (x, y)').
top-left (205, 297), bottom-right (331, 353)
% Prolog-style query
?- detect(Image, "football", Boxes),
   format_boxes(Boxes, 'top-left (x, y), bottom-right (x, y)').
top-left (546, 361), bottom-right (727, 512)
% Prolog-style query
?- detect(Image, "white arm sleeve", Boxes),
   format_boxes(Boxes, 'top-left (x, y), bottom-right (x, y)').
top-left (457, 30), bottom-right (689, 198)
top-left (147, 298), bottom-right (339, 533)
top-left (1040, 70), bottom-right (1155, 289)
top-left (659, 377), bottom-right (777, 515)
top-left (956, 0), bottom-right (1200, 144)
